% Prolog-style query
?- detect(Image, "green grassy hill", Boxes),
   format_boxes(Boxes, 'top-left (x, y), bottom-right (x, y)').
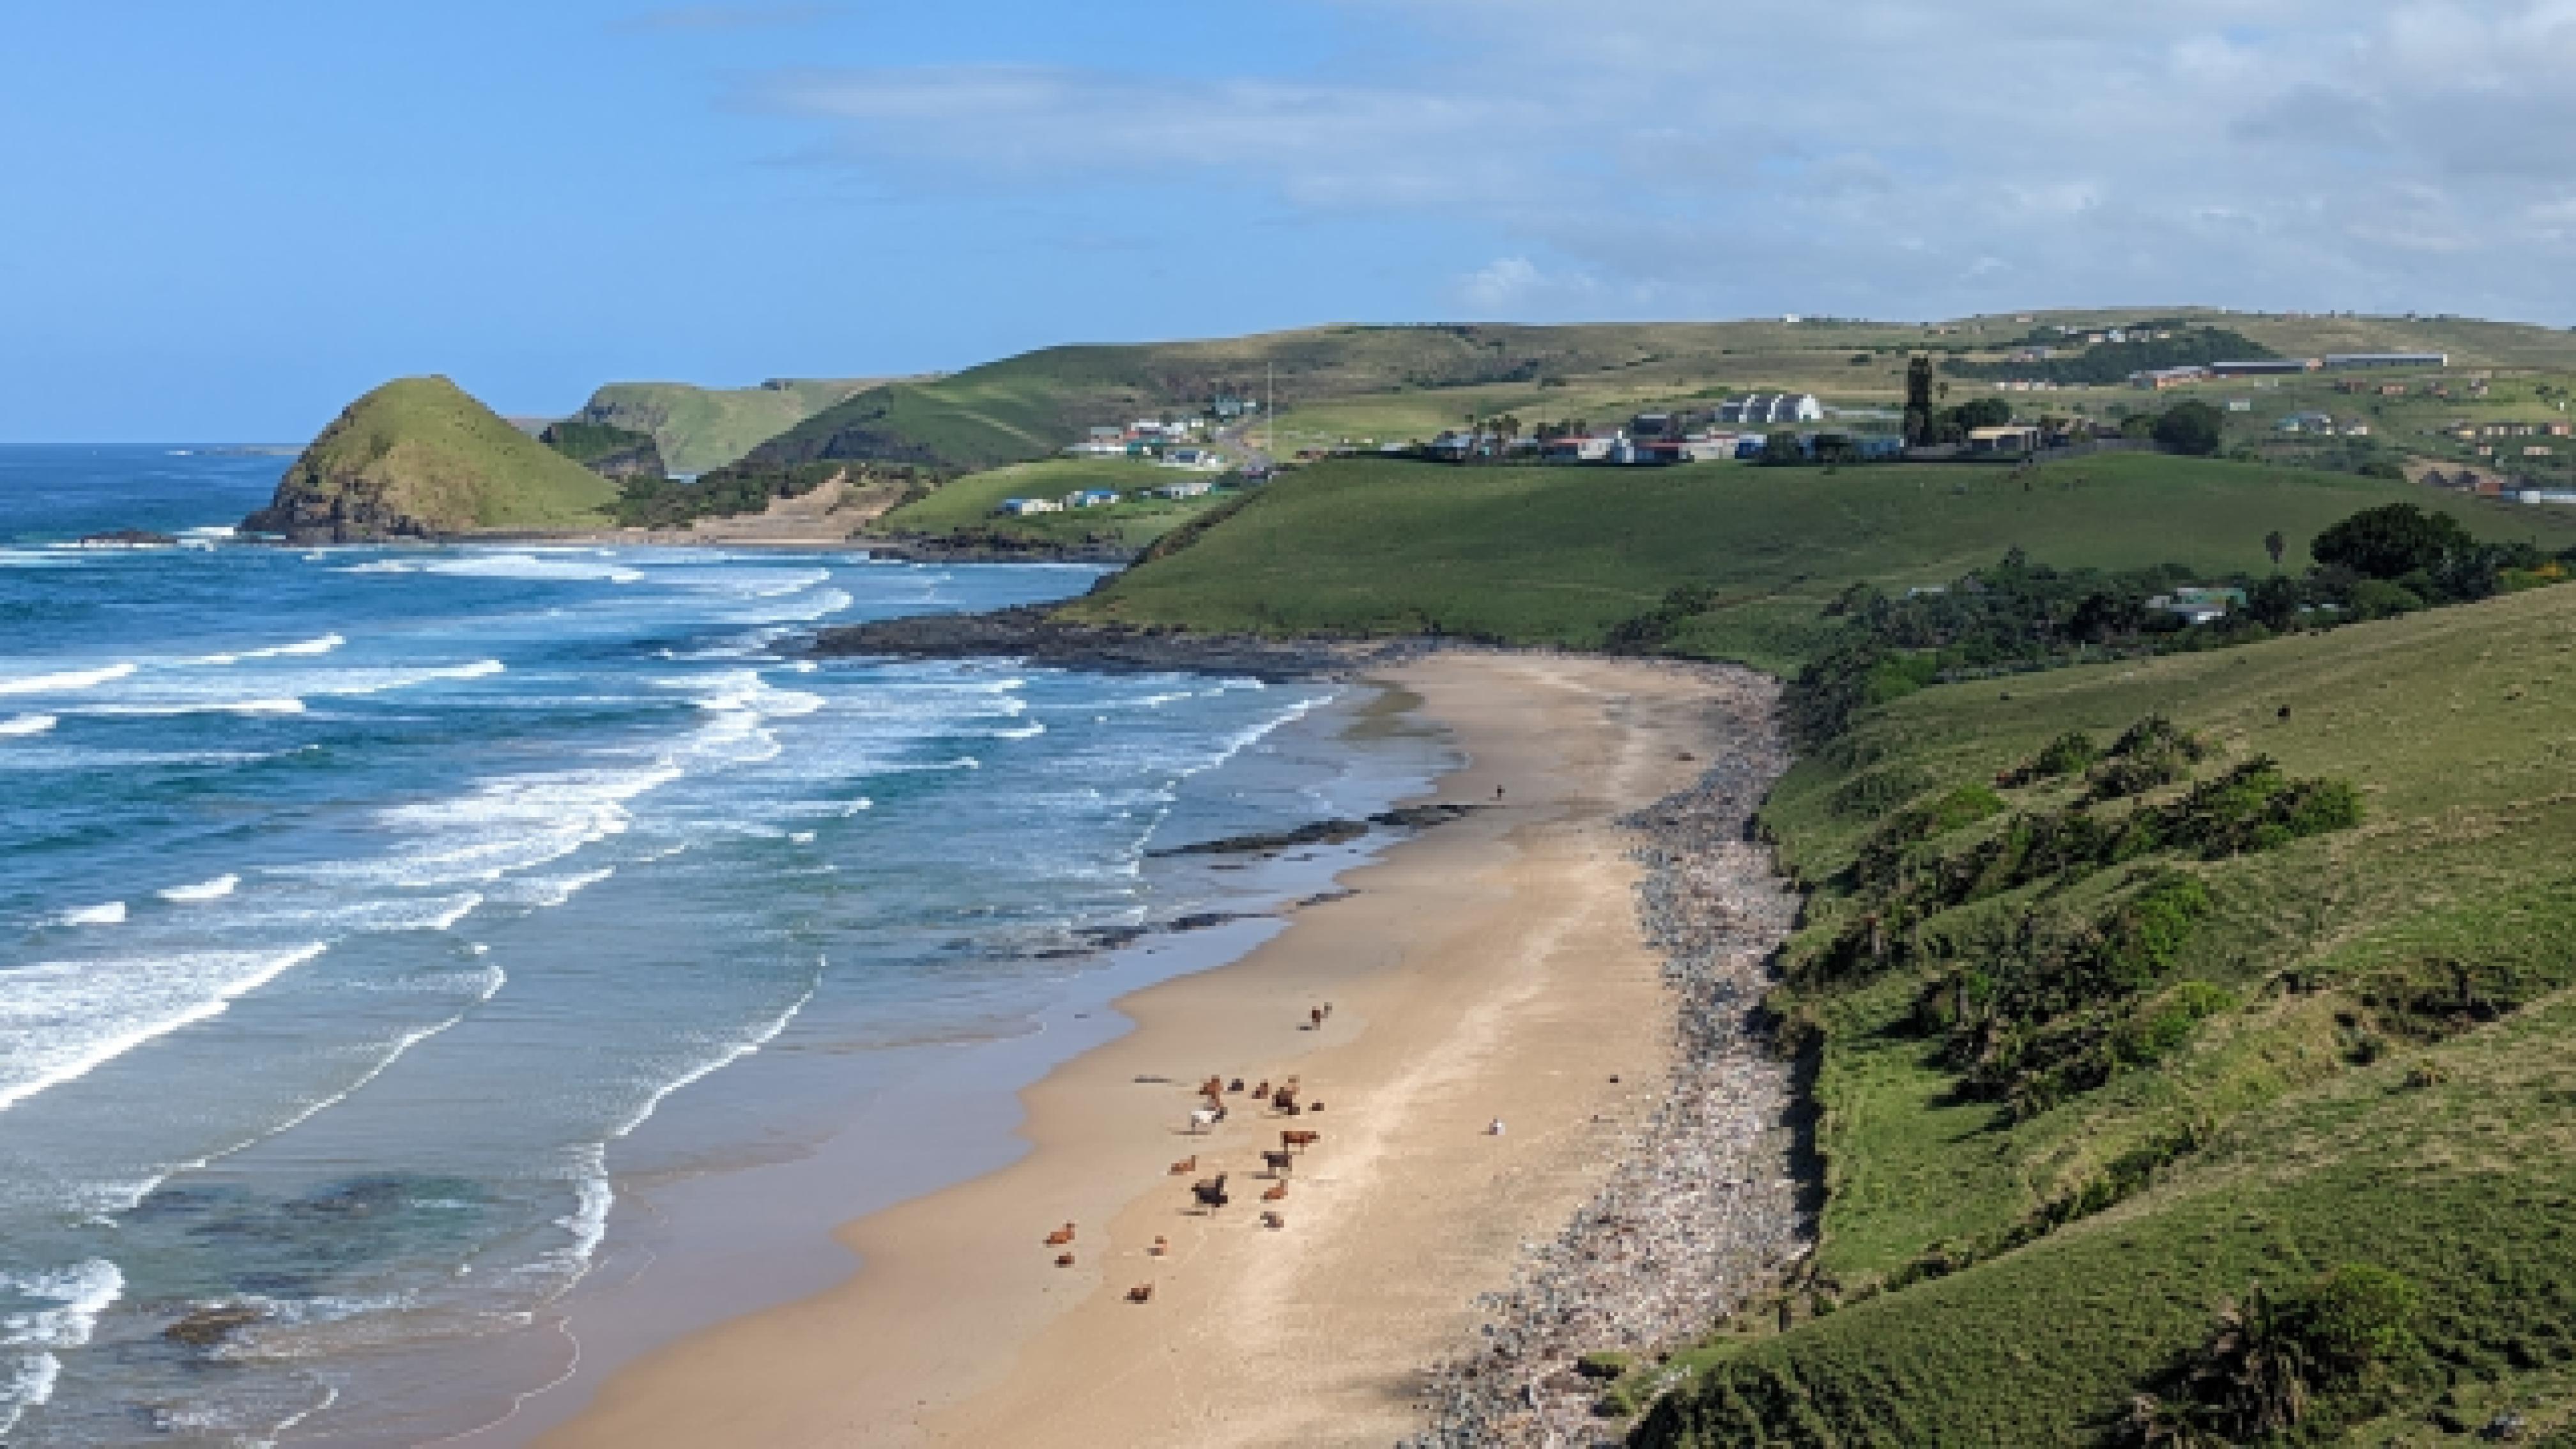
top-left (737, 315), bottom-right (2576, 479)
top-left (572, 378), bottom-right (881, 475)
top-left (743, 322), bottom-right (1984, 475)
top-left (244, 376), bottom-right (617, 542)
top-left (877, 457), bottom-right (1231, 552)
top-left (1067, 453), bottom-right (2576, 671)
top-left (1630, 579), bottom-right (2576, 1445)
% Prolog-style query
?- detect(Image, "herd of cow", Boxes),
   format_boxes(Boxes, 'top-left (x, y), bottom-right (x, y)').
top-left (1041, 1003), bottom-right (1336, 1307)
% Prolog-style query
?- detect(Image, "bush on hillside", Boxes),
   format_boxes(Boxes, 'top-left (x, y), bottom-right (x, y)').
top-left (2312, 503), bottom-right (2476, 581)
top-left (2153, 400), bottom-right (2226, 457)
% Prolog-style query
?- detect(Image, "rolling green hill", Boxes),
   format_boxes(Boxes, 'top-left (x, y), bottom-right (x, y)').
top-left (742, 323), bottom-right (1960, 475)
top-left (244, 376), bottom-right (618, 542)
top-left (1066, 453), bottom-right (2576, 671)
top-left (571, 378), bottom-right (881, 475)
top-left (1631, 577), bottom-right (2576, 1445)
top-left (737, 314), bottom-right (2576, 478)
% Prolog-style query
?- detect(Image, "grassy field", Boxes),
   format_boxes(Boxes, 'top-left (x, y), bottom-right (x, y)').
top-left (259, 376), bottom-right (617, 532)
top-left (1626, 579), bottom-right (2576, 1444)
top-left (877, 457), bottom-right (1234, 551)
top-left (572, 378), bottom-right (880, 475)
top-left (1068, 452), bottom-right (2576, 671)
top-left (693, 314), bottom-right (2576, 480)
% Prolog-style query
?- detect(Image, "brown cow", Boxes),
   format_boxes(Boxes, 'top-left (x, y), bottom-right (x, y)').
top-left (1282, 1129), bottom-right (1321, 1152)
top-left (1055, 1252), bottom-right (1075, 1268)
top-left (1261, 1181), bottom-right (1288, 1202)
top-left (1169, 1154), bottom-right (1197, 1176)
top-left (1127, 1283), bottom-right (1154, 1303)
top-left (1043, 1222), bottom-right (1076, 1246)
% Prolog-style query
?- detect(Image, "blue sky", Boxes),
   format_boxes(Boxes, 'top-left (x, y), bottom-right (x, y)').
top-left (8, 1), bottom-right (2576, 441)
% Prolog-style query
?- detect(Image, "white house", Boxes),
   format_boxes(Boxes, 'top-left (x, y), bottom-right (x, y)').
top-left (1153, 480), bottom-right (1215, 500)
top-left (1162, 447), bottom-right (1225, 471)
top-left (1717, 393), bottom-right (1824, 426)
top-left (997, 497), bottom-right (1064, 516)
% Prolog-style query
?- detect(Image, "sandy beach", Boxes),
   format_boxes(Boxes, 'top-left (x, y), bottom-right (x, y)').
top-left (537, 653), bottom-right (1782, 1448)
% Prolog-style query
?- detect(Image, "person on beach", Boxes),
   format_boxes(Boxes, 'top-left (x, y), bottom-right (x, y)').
top-left (1487, 1117), bottom-right (1506, 1137)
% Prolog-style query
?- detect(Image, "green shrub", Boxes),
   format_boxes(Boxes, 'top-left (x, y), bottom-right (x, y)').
top-left (2348, 578), bottom-right (2426, 619)
top-left (2296, 1264), bottom-right (2420, 1381)
top-left (1826, 763), bottom-right (1938, 820)
top-left (2000, 730), bottom-right (2099, 787)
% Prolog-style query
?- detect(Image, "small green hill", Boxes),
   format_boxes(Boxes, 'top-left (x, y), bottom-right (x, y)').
top-left (878, 457), bottom-right (1232, 553)
top-left (572, 378), bottom-right (880, 475)
top-left (245, 376), bottom-right (618, 542)
top-left (539, 419), bottom-right (666, 479)
top-left (1633, 578), bottom-right (2576, 1445)
top-left (1068, 452), bottom-right (2576, 671)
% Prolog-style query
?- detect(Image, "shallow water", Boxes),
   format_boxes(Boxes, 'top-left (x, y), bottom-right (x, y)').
top-left (0, 447), bottom-right (1445, 1444)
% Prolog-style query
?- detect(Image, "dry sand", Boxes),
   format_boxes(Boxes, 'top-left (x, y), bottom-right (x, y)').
top-left (539, 654), bottom-right (1744, 1448)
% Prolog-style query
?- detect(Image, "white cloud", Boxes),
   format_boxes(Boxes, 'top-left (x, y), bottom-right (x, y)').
top-left (1457, 256), bottom-right (1604, 315)
top-left (746, 0), bottom-right (2576, 320)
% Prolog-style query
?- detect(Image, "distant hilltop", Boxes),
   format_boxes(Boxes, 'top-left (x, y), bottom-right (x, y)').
top-left (242, 376), bottom-right (618, 542)
top-left (253, 309), bottom-right (2576, 544)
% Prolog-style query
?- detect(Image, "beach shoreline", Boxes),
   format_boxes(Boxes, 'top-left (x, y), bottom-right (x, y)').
top-left (530, 652), bottom-right (1791, 1448)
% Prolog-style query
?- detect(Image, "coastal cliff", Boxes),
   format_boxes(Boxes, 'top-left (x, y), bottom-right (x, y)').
top-left (243, 376), bottom-right (618, 543)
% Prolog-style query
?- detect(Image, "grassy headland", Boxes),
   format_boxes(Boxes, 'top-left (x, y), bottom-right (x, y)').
top-left (1623, 578), bottom-right (2576, 1445)
top-left (1066, 453), bottom-right (2576, 672)
top-left (244, 376), bottom-right (617, 542)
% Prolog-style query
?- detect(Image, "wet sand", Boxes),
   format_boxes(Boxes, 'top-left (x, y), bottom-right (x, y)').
top-left (538, 654), bottom-right (1743, 1448)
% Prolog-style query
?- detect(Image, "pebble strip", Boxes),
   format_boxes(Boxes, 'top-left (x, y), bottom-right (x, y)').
top-left (1407, 666), bottom-right (1809, 1448)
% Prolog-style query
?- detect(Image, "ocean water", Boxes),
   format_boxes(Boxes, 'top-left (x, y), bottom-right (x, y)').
top-left (0, 447), bottom-right (1443, 1444)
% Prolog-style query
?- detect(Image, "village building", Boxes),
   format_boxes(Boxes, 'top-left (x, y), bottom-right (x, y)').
top-left (1716, 392), bottom-right (1824, 426)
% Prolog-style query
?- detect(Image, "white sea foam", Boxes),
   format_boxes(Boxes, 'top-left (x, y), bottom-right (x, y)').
top-left (0, 714), bottom-right (56, 738)
top-left (314, 659), bottom-right (505, 696)
top-left (190, 633), bottom-right (344, 666)
top-left (0, 1353), bottom-right (59, 1436)
top-left (505, 870), bottom-right (613, 910)
top-left (995, 721), bottom-right (1047, 740)
top-left (59, 901), bottom-right (125, 927)
top-left (608, 976), bottom-right (820, 1142)
top-left (0, 662), bottom-right (137, 697)
top-left (0, 942), bottom-right (328, 1116)
top-left (335, 559), bottom-right (417, 574)
top-left (788, 831), bottom-right (816, 845)
top-left (0, 1259), bottom-right (123, 1349)
top-left (419, 554), bottom-right (645, 586)
top-left (0, 1259), bottom-right (121, 1434)
top-left (158, 875), bottom-right (239, 903)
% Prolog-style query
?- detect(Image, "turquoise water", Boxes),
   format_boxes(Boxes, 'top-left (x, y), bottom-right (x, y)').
top-left (0, 448), bottom-right (1436, 1443)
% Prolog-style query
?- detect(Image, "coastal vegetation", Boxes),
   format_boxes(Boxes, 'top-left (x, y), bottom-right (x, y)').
top-left (606, 459), bottom-right (931, 530)
top-left (540, 419), bottom-right (666, 479)
top-left (1621, 563), bottom-right (2576, 1444)
top-left (1069, 452), bottom-right (2576, 673)
top-left (243, 376), bottom-right (615, 542)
